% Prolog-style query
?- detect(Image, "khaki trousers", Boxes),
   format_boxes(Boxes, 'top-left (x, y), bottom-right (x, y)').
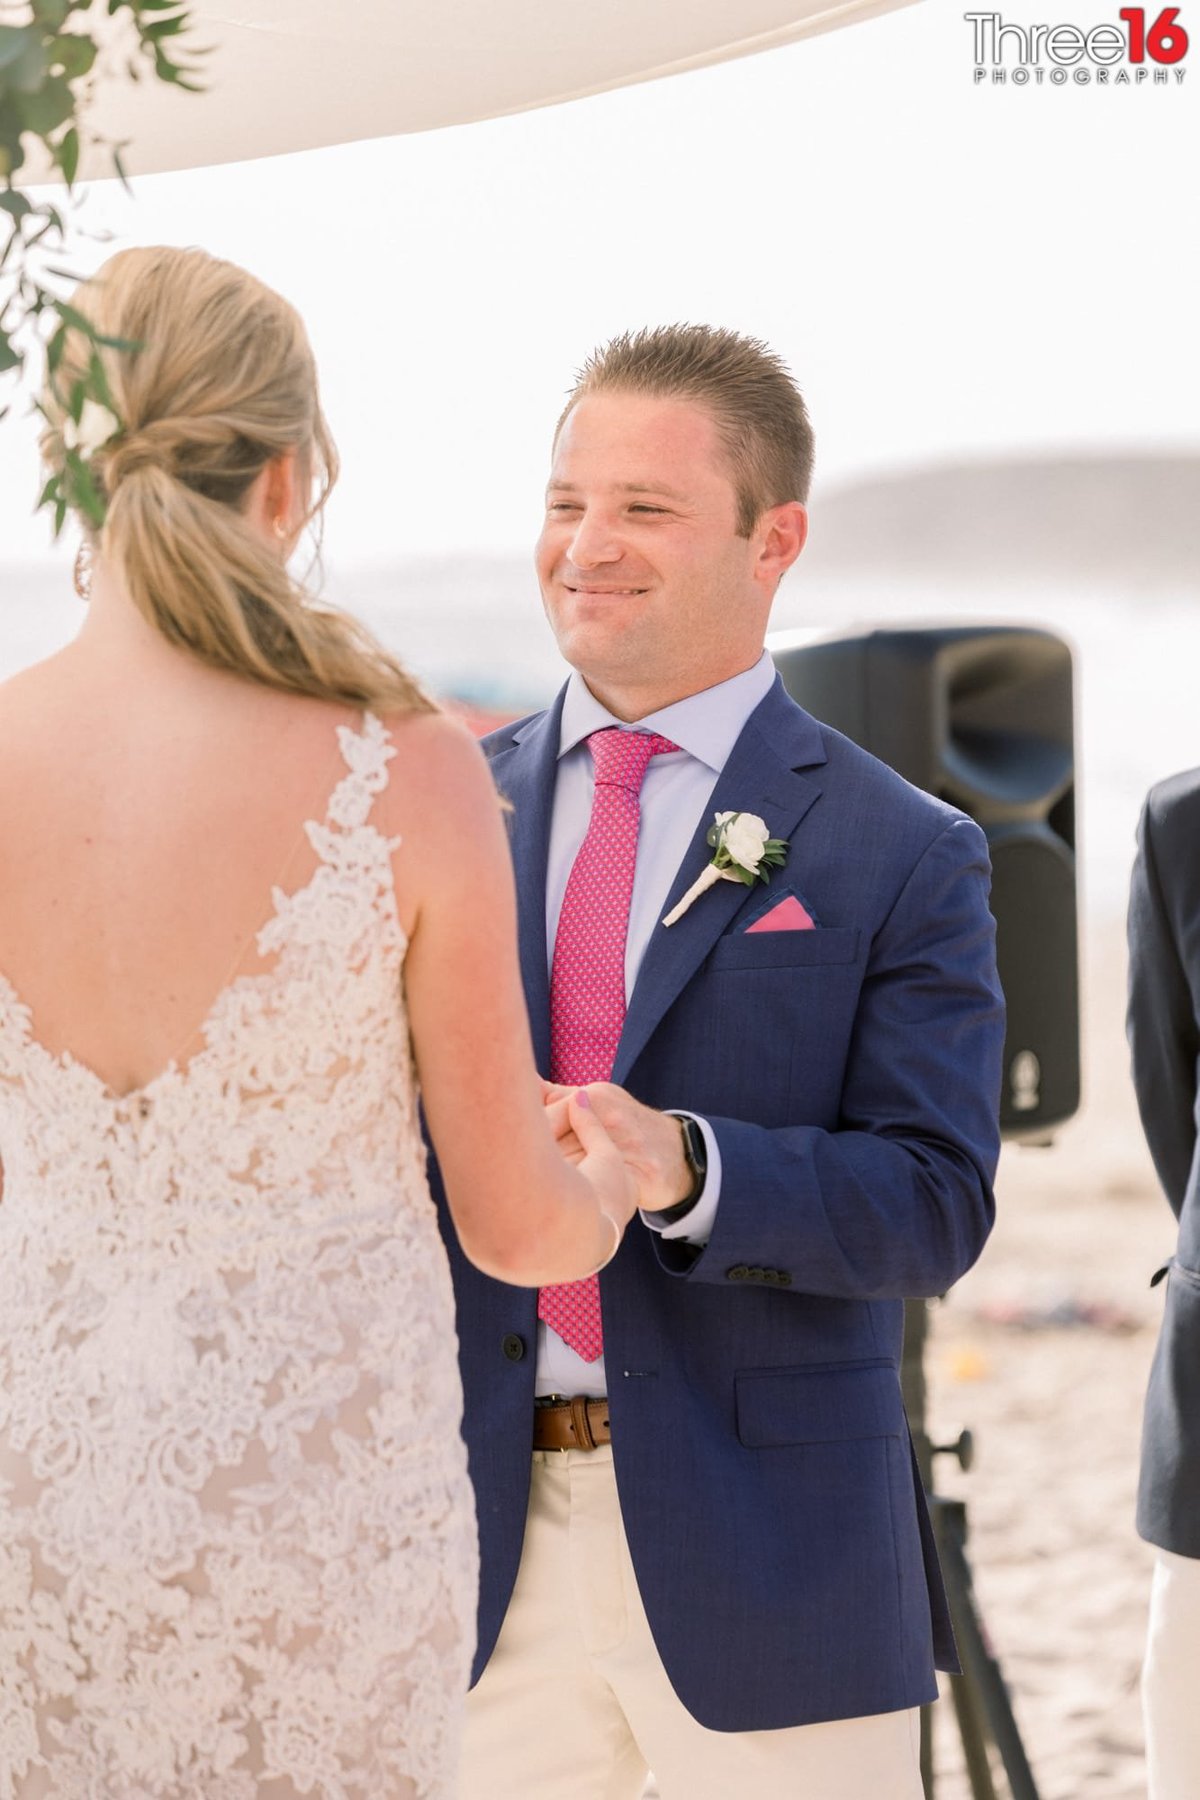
top-left (1144, 1547), bottom-right (1200, 1799)
top-left (459, 1445), bottom-right (922, 1800)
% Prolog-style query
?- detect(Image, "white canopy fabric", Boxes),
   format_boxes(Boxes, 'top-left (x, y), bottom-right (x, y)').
top-left (39, 0), bottom-right (916, 181)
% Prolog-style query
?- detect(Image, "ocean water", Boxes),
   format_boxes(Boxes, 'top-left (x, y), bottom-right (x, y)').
top-left (2, 552), bottom-right (1197, 924)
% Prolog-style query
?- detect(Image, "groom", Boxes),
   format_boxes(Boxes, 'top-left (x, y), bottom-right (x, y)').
top-left (438, 325), bottom-right (1005, 1797)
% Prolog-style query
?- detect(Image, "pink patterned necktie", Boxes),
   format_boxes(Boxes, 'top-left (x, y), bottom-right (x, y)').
top-left (538, 727), bottom-right (679, 1362)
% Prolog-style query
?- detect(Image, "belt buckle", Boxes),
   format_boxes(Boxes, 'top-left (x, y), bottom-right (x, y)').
top-left (534, 1394), bottom-right (572, 1455)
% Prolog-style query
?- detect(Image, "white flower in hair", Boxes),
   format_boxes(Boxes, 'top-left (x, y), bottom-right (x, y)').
top-left (63, 400), bottom-right (121, 457)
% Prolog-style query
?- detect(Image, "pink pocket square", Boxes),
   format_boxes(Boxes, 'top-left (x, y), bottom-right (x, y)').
top-left (745, 894), bottom-right (816, 934)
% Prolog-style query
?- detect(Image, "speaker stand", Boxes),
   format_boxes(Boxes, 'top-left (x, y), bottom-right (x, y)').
top-left (903, 1299), bottom-right (1041, 1800)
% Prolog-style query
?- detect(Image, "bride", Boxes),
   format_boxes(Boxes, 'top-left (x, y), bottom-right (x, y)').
top-left (0, 245), bottom-right (637, 1799)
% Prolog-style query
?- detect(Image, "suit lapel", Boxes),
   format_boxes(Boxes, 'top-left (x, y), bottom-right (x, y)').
top-left (486, 690), bottom-right (566, 1076)
top-left (611, 681), bottom-right (827, 1087)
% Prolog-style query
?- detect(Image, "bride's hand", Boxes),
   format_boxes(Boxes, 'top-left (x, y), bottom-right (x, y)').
top-left (545, 1092), bottom-right (586, 1167)
top-left (549, 1086), bottom-right (639, 1233)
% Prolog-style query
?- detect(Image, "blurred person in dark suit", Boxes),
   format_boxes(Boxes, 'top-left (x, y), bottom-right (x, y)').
top-left (1127, 774), bottom-right (1200, 1799)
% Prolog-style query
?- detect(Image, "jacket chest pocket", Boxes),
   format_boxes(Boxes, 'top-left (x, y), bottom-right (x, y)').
top-left (705, 927), bottom-right (860, 973)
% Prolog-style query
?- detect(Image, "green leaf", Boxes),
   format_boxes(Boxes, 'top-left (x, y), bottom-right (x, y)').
top-left (50, 34), bottom-right (98, 80)
top-left (46, 322), bottom-right (66, 373)
top-left (53, 494), bottom-right (67, 536)
top-left (143, 12), bottom-right (189, 38)
top-left (34, 0), bottom-right (73, 29)
top-left (15, 74), bottom-right (75, 135)
top-left (67, 449), bottom-right (105, 525)
top-left (111, 143), bottom-right (132, 192)
top-left (51, 296), bottom-right (93, 335)
top-left (67, 376), bottom-right (85, 423)
top-left (58, 123), bottom-right (79, 185)
top-left (151, 46), bottom-right (205, 89)
top-left (0, 189), bottom-right (32, 220)
top-left (37, 473), bottom-right (60, 509)
top-left (0, 330), bottom-right (20, 373)
top-left (87, 344), bottom-right (118, 411)
top-left (0, 26), bottom-right (41, 75)
top-left (4, 37), bottom-right (52, 96)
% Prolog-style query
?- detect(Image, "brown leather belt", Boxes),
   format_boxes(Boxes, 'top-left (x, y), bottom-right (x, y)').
top-left (533, 1396), bottom-right (611, 1452)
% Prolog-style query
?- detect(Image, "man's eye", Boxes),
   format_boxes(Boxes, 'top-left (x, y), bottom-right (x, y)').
top-left (629, 504), bottom-right (667, 515)
top-left (547, 502), bottom-right (580, 513)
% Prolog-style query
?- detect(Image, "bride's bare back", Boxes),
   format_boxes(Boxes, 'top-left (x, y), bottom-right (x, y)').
top-left (0, 640), bottom-right (366, 1101)
top-left (0, 610), bottom-right (487, 1797)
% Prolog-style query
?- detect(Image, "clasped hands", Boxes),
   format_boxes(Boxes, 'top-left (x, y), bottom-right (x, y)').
top-left (542, 1079), bottom-right (695, 1242)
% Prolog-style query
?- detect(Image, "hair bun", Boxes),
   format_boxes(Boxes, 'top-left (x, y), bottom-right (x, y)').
top-left (99, 427), bottom-right (173, 493)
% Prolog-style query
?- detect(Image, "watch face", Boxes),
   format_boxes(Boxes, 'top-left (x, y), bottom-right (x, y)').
top-left (684, 1119), bottom-right (706, 1172)
top-left (668, 1115), bottom-right (706, 1215)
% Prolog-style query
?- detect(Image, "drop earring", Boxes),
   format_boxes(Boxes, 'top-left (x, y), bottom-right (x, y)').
top-left (73, 539), bottom-right (93, 602)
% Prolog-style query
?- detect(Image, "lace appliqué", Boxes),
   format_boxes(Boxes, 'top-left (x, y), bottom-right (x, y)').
top-left (0, 713), bottom-right (477, 1799)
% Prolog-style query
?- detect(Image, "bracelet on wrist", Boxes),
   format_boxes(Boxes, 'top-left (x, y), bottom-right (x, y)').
top-left (588, 1210), bottom-right (621, 1276)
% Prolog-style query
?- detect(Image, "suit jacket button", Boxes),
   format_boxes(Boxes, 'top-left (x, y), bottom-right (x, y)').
top-left (777, 1271), bottom-right (793, 1287)
top-left (501, 1333), bottom-right (525, 1362)
top-left (728, 1265), bottom-right (750, 1281)
top-left (748, 1266), bottom-right (765, 1282)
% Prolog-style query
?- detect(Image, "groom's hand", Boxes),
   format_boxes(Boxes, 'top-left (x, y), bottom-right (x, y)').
top-left (542, 1081), bottom-right (692, 1214)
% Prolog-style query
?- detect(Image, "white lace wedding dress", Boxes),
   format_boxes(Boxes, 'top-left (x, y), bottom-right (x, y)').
top-left (0, 714), bottom-right (477, 1799)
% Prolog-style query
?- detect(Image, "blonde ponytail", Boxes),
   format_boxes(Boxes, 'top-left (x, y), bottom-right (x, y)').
top-left (39, 247), bottom-right (435, 716)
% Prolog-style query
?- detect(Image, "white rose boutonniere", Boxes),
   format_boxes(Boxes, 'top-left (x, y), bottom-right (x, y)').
top-left (662, 810), bottom-right (789, 927)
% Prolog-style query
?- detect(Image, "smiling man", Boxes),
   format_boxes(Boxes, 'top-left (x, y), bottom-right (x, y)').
top-left (435, 326), bottom-right (1006, 1799)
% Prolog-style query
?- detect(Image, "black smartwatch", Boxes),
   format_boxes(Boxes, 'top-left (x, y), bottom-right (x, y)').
top-left (653, 1112), bottom-right (708, 1226)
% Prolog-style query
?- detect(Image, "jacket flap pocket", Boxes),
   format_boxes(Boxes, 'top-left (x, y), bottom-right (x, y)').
top-left (735, 1361), bottom-right (903, 1448)
top-left (707, 926), bottom-right (860, 972)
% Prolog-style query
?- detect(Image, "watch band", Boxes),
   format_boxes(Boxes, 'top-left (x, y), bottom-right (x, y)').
top-left (654, 1112), bottom-right (708, 1226)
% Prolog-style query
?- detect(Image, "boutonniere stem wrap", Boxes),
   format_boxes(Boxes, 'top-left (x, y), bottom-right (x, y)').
top-left (662, 811), bottom-right (788, 927)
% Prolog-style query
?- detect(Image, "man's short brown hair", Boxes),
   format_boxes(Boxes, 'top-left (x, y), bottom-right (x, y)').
top-left (559, 324), bottom-right (814, 536)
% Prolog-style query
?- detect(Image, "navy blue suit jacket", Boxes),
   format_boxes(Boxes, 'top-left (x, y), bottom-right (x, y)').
top-left (433, 675), bottom-right (1004, 1730)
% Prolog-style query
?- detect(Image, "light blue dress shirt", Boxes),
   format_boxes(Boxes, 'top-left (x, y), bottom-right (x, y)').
top-left (536, 650), bottom-right (778, 1399)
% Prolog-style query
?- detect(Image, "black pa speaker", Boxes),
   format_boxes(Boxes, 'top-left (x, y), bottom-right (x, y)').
top-left (771, 625), bottom-right (1080, 1141)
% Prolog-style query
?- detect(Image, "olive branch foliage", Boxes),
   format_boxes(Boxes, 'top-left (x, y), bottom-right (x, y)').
top-left (0, 0), bottom-right (201, 531)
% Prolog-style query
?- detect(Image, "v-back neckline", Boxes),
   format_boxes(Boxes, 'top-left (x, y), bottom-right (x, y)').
top-left (0, 710), bottom-right (389, 1109)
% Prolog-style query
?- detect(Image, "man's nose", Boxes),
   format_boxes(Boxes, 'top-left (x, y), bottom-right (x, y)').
top-left (566, 509), bottom-right (622, 568)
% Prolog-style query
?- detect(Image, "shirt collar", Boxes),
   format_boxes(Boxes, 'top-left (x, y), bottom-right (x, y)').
top-left (557, 651), bottom-right (777, 775)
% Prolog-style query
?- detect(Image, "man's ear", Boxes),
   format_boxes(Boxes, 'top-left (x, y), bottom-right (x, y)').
top-left (754, 501), bottom-right (808, 593)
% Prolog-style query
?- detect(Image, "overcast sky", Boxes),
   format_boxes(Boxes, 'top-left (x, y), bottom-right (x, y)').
top-left (1, 0), bottom-right (1196, 568)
